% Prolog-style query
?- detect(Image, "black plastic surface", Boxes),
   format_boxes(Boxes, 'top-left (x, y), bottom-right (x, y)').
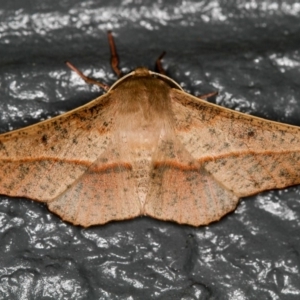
top-left (1, 1), bottom-right (300, 299)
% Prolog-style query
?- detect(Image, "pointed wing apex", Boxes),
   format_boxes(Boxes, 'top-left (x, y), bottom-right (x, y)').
top-left (0, 93), bottom-right (115, 201)
top-left (170, 89), bottom-right (300, 197)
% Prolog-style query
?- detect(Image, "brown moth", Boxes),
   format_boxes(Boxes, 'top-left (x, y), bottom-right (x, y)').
top-left (1, 32), bottom-right (300, 227)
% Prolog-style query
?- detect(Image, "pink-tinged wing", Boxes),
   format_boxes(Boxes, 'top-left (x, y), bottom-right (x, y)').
top-left (170, 89), bottom-right (300, 198)
top-left (144, 137), bottom-right (239, 226)
top-left (0, 93), bottom-right (116, 202)
top-left (48, 143), bottom-right (141, 227)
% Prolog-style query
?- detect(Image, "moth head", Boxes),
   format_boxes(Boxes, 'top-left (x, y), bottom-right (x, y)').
top-left (108, 67), bottom-right (183, 92)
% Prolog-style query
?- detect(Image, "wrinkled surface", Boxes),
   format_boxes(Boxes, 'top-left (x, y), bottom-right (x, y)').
top-left (1, 0), bottom-right (300, 299)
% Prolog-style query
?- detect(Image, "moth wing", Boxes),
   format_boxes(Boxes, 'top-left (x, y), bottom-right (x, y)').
top-left (0, 93), bottom-right (116, 202)
top-left (144, 136), bottom-right (239, 226)
top-left (47, 141), bottom-right (141, 227)
top-left (170, 89), bottom-right (300, 198)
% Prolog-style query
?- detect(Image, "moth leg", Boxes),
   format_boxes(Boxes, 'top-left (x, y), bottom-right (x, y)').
top-left (65, 61), bottom-right (110, 91)
top-left (155, 51), bottom-right (166, 75)
top-left (107, 31), bottom-right (122, 77)
top-left (197, 91), bottom-right (218, 100)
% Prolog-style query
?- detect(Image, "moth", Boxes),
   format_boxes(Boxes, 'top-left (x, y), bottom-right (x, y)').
top-left (0, 32), bottom-right (300, 227)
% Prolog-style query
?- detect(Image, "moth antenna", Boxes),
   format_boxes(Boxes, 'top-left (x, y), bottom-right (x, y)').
top-left (107, 31), bottom-right (122, 78)
top-left (155, 51), bottom-right (166, 75)
top-left (197, 91), bottom-right (219, 100)
top-left (65, 61), bottom-right (110, 91)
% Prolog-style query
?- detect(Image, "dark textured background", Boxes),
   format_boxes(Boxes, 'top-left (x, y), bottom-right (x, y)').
top-left (1, 1), bottom-right (300, 299)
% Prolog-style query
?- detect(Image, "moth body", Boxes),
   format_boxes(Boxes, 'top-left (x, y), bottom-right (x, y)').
top-left (1, 67), bottom-right (300, 227)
